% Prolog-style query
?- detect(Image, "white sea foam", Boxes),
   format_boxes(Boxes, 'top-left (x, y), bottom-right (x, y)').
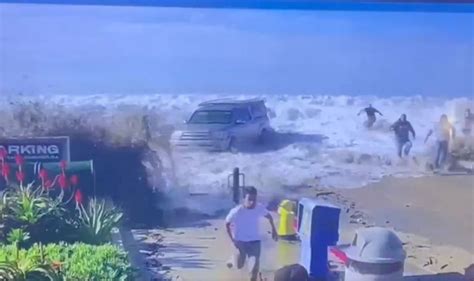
top-left (1, 94), bottom-right (472, 213)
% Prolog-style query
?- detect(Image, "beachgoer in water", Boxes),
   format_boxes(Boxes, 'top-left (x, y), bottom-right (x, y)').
top-left (462, 109), bottom-right (474, 136)
top-left (225, 187), bottom-right (278, 281)
top-left (358, 104), bottom-right (383, 128)
top-left (390, 114), bottom-right (416, 158)
top-left (425, 114), bottom-right (456, 169)
top-left (273, 264), bottom-right (309, 281)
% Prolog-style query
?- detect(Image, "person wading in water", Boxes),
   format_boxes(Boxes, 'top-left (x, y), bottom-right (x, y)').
top-left (425, 114), bottom-right (456, 170)
top-left (390, 114), bottom-right (416, 158)
top-left (358, 104), bottom-right (383, 128)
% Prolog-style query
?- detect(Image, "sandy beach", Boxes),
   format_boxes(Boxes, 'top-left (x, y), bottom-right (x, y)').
top-left (341, 175), bottom-right (474, 277)
top-left (126, 174), bottom-right (474, 281)
top-left (341, 176), bottom-right (474, 252)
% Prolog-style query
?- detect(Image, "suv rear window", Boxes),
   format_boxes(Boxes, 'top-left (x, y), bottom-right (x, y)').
top-left (188, 110), bottom-right (232, 124)
top-left (233, 108), bottom-right (251, 122)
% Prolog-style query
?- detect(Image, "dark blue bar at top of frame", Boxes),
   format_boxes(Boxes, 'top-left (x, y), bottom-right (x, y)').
top-left (0, 0), bottom-right (473, 13)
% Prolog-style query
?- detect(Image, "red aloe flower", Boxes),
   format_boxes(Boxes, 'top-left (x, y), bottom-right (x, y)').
top-left (0, 148), bottom-right (7, 160)
top-left (59, 160), bottom-right (68, 170)
top-left (44, 179), bottom-right (53, 189)
top-left (39, 169), bottom-right (49, 181)
top-left (15, 154), bottom-right (25, 166)
top-left (70, 175), bottom-right (79, 186)
top-left (16, 170), bottom-right (25, 182)
top-left (58, 174), bottom-right (68, 189)
top-left (74, 189), bottom-right (83, 204)
top-left (1, 163), bottom-right (10, 178)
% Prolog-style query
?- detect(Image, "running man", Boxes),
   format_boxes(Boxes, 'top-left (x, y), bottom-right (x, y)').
top-left (425, 114), bottom-right (456, 169)
top-left (358, 104), bottom-right (383, 128)
top-left (225, 187), bottom-right (278, 281)
top-left (462, 109), bottom-right (474, 136)
top-left (390, 114), bottom-right (416, 158)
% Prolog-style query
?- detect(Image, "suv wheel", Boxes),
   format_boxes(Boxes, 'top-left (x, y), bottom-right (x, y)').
top-left (258, 129), bottom-right (271, 145)
top-left (227, 137), bottom-right (238, 153)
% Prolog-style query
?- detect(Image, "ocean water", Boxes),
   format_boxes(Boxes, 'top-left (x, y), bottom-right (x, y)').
top-left (1, 4), bottom-right (472, 97)
top-left (1, 94), bottom-right (472, 213)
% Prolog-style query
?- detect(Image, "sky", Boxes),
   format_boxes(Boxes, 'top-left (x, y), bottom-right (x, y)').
top-left (0, 3), bottom-right (473, 97)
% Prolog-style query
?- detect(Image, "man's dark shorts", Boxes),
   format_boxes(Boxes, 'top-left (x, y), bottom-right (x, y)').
top-left (234, 240), bottom-right (261, 281)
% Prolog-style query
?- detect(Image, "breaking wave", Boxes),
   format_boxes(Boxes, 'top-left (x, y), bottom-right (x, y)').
top-left (1, 94), bottom-right (472, 214)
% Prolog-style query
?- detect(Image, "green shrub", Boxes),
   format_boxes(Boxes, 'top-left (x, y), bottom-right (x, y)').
top-left (0, 244), bottom-right (60, 281)
top-left (64, 243), bottom-right (133, 280)
top-left (0, 243), bottom-right (134, 280)
top-left (0, 260), bottom-right (59, 281)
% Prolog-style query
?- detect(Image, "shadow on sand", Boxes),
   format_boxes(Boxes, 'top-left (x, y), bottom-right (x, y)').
top-left (157, 242), bottom-right (213, 270)
top-left (130, 228), bottom-right (214, 271)
top-left (237, 131), bottom-right (327, 154)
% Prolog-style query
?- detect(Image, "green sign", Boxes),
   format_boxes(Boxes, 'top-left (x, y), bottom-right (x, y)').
top-left (0, 136), bottom-right (70, 163)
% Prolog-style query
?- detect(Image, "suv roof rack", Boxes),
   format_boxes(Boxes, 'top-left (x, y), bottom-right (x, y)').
top-left (198, 98), bottom-right (265, 107)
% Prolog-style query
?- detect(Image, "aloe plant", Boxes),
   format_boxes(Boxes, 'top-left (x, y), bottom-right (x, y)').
top-left (0, 153), bottom-right (124, 246)
top-left (7, 229), bottom-right (30, 244)
top-left (76, 198), bottom-right (123, 244)
top-left (7, 229), bottom-right (31, 258)
top-left (3, 184), bottom-right (63, 226)
top-left (1, 183), bottom-right (72, 245)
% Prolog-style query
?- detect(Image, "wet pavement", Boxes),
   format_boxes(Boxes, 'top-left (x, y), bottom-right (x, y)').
top-left (130, 214), bottom-right (350, 281)
top-left (130, 216), bottom-right (434, 281)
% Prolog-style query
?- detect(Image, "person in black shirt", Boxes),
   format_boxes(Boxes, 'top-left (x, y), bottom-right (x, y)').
top-left (358, 104), bottom-right (383, 128)
top-left (390, 114), bottom-right (416, 158)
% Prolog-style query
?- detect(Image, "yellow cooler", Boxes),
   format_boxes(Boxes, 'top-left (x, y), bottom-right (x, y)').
top-left (277, 200), bottom-right (297, 239)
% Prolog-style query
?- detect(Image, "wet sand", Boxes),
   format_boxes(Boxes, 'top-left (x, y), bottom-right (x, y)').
top-left (341, 175), bottom-right (474, 252)
top-left (130, 175), bottom-right (474, 280)
top-left (340, 175), bottom-right (474, 276)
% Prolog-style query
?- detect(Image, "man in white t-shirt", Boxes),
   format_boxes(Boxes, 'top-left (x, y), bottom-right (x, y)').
top-left (225, 186), bottom-right (278, 281)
